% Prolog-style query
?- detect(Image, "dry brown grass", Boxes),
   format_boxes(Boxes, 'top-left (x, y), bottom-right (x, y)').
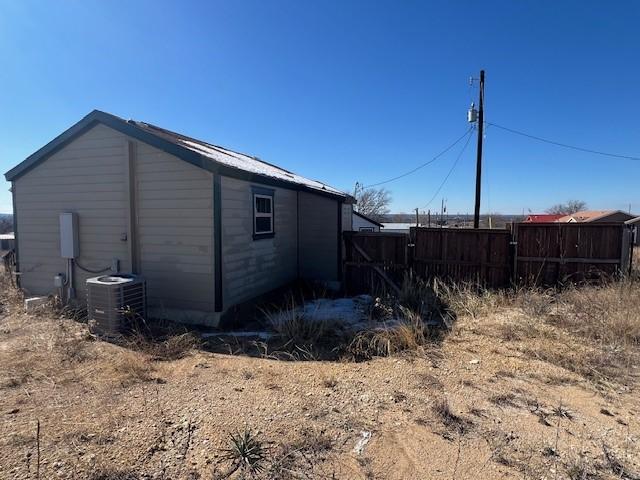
top-left (263, 297), bottom-right (334, 351)
top-left (431, 397), bottom-right (472, 436)
top-left (348, 308), bottom-right (441, 360)
top-left (448, 278), bottom-right (640, 388)
top-left (126, 330), bottom-right (201, 361)
top-left (433, 280), bottom-right (509, 321)
top-left (554, 281), bottom-right (640, 346)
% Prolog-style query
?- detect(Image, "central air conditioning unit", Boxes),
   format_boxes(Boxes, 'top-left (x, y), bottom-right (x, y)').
top-left (86, 274), bottom-right (146, 337)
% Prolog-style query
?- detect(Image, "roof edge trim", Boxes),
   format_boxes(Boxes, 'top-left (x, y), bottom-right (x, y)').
top-left (5, 110), bottom-right (350, 201)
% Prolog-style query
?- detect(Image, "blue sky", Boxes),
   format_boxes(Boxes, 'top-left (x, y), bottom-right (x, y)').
top-left (1, 0), bottom-right (639, 215)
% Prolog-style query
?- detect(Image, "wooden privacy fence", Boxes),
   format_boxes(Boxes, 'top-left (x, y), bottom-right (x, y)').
top-left (343, 223), bottom-right (633, 294)
top-left (411, 227), bottom-right (512, 287)
top-left (513, 222), bottom-right (633, 285)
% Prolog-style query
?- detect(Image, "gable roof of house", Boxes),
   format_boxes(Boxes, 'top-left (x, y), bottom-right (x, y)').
top-left (353, 211), bottom-right (384, 227)
top-left (626, 216), bottom-right (640, 225)
top-left (558, 210), bottom-right (634, 223)
top-left (523, 214), bottom-right (564, 223)
top-left (4, 110), bottom-right (352, 201)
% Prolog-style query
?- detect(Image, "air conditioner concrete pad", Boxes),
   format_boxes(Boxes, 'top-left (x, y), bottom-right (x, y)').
top-left (24, 296), bottom-right (49, 312)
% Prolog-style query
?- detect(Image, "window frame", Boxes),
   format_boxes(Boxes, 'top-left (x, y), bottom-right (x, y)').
top-left (252, 186), bottom-right (275, 240)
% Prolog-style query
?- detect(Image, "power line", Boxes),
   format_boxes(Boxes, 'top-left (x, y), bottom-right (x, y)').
top-left (486, 122), bottom-right (640, 161)
top-left (420, 127), bottom-right (475, 209)
top-left (363, 126), bottom-right (474, 188)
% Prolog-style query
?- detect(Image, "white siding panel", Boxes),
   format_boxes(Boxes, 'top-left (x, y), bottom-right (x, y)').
top-left (220, 176), bottom-right (297, 307)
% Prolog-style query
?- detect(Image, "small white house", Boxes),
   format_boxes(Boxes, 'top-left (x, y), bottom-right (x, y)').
top-left (381, 223), bottom-right (418, 234)
top-left (352, 211), bottom-right (383, 232)
top-left (5, 110), bottom-right (354, 326)
top-left (0, 232), bottom-right (15, 251)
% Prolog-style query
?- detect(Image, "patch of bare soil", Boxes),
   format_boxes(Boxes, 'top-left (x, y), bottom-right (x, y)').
top-left (1, 275), bottom-right (639, 479)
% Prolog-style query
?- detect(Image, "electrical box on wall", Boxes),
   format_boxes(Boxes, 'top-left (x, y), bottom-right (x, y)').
top-left (59, 212), bottom-right (79, 259)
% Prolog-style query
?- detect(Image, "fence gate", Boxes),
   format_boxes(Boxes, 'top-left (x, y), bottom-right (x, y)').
top-left (343, 232), bottom-right (408, 295)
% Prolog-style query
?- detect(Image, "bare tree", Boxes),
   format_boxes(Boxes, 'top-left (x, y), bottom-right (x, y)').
top-left (0, 216), bottom-right (12, 234)
top-left (353, 185), bottom-right (391, 220)
top-left (546, 200), bottom-right (587, 215)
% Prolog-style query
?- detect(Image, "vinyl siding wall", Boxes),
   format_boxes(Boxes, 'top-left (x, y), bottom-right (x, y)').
top-left (220, 176), bottom-right (297, 307)
top-left (13, 121), bottom-right (343, 324)
top-left (13, 124), bottom-right (131, 298)
top-left (135, 142), bottom-right (215, 319)
top-left (298, 192), bottom-right (339, 281)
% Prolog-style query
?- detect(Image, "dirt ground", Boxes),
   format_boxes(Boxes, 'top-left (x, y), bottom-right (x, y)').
top-left (1, 280), bottom-right (639, 479)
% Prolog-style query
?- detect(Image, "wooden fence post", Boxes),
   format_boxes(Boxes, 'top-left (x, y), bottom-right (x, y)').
top-left (621, 225), bottom-right (632, 276)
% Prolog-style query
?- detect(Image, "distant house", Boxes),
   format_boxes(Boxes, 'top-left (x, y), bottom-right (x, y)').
top-left (626, 217), bottom-right (640, 246)
top-left (4, 110), bottom-right (354, 326)
top-left (352, 211), bottom-right (383, 232)
top-left (0, 232), bottom-right (15, 263)
top-left (523, 214), bottom-right (564, 223)
top-left (381, 223), bottom-right (419, 233)
top-left (0, 232), bottom-right (14, 251)
top-left (558, 210), bottom-right (636, 224)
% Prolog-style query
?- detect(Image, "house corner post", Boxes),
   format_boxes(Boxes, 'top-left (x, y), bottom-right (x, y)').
top-left (11, 182), bottom-right (20, 287)
top-left (213, 173), bottom-right (223, 312)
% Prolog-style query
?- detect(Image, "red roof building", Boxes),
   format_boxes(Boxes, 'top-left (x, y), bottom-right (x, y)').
top-left (523, 214), bottom-right (564, 223)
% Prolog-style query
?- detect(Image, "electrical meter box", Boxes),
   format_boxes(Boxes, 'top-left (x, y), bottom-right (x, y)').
top-left (59, 212), bottom-right (79, 259)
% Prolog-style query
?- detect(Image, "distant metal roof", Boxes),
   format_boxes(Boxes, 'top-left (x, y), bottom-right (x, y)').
top-left (381, 223), bottom-right (420, 230)
top-left (353, 211), bottom-right (384, 227)
top-left (559, 210), bottom-right (635, 223)
top-left (5, 110), bottom-right (353, 202)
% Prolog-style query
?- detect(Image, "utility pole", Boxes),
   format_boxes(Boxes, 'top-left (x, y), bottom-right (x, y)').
top-left (415, 208), bottom-right (419, 227)
top-left (428, 210), bottom-right (431, 227)
top-left (472, 70), bottom-right (485, 229)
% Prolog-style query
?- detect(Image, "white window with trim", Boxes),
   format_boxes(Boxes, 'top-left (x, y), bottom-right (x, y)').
top-left (253, 188), bottom-right (274, 238)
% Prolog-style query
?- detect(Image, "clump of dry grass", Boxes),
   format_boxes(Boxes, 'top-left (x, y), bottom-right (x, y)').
top-left (433, 280), bottom-right (508, 321)
top-left (86, 468), bottom-right (139, 480)
top-left (399, 272), bottom-right (448, 322)
top-left (431, 397), bottom-right (471, 434)
top-left (263, 298), bottom-right (332, 349)
top-left (321, 375), bottom-right (338, 388)
top-left (514, 287), bottom-right (556, 317)
top-left (348, 308), bottom-right (441, 360)
top-left (126, 330), bottom-right (201, 361)
top-left (110, 351), bottom-right (156, 386)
